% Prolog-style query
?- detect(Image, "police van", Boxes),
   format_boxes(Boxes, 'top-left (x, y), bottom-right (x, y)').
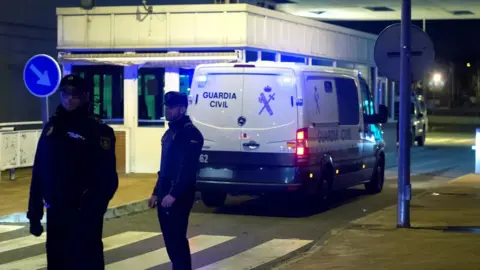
top-left (187, 61), bottom-right (388, 207)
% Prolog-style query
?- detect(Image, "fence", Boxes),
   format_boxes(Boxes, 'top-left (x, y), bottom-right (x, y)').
top-left (0, 122), bottom-right (42, 181)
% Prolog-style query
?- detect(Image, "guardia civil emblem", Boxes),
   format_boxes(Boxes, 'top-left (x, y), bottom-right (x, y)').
top-left (100, 137), bottom-right (111, 150)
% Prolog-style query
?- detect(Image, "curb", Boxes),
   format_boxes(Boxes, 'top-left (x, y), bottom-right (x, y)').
top-left (268, 225), bottom-right (349, 270)
top-left (0, 192), bottom-right (206, 224)
top-left (104, 199), bottom-right (151, 220)
top-left (0, 199), bottom-right (152, 224)
top-left (252, 239), bottom-right (317, 270)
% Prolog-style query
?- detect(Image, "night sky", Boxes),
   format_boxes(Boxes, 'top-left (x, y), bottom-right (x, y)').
top-left (327, 19), bottom-right (480, 89)
top-left (327, 19), bottom-right (480, 65)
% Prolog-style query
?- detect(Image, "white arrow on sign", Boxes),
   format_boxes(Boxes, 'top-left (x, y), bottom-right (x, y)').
top-left (29, 64), bottom-right (51, 87)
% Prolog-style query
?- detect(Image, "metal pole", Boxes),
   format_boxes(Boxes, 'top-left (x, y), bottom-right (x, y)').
top-left (41, 97), bottom-right (50, 126)
top-left (422, 19), bottom-right (427, 107)
top-left (398, 0), bottom-right (412, 228)
top-left (451, 64), bottom-right (454, 103)
top-left (477, 67), bottom-right (480, 93)
top-left (476, 128), bottom-right (480, 174)
top-left (390, 81), bottom-right (396, 121)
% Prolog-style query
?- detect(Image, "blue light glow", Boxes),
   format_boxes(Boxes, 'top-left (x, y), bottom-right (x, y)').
top-left (196, 75), bottom-right (208, 88)
top-left (277, 75), bottom-right (296, 87)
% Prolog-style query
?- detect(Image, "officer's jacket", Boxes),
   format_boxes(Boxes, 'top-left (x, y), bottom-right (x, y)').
top-left (154, 115), bottom-right (204, 199)
top-left (27, 105), bottom-right (119, 222)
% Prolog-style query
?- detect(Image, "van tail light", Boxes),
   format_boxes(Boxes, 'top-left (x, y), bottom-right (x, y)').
top-left (295, 128), bottom-right (309, 166)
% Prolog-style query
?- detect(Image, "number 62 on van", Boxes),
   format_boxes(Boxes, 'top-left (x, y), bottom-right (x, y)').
top-left (199, 154), bottom-right (209, 163)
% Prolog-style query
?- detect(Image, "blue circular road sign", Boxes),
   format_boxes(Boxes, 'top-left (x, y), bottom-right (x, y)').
top-left (23, 54), bottom-right (62, 98)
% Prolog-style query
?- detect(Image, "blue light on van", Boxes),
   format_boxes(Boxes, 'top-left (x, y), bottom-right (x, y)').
top-left (281, 76), bottom-right (294, 83)
top-left (196, 75), bottom-right (207, 82)
top-left (196, 75), bottom-right (208, 88)
top-left (278, 75), bottom-right (296, 87)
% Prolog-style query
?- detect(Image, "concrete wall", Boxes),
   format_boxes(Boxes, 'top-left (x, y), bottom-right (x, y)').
top-left (0, 1), bottom-right (58, 123)
top-left (0, 0), bottom-right (219, 124)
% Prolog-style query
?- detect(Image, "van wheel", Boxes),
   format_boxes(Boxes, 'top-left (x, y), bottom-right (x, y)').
top-left (365, 156), bottom-right (385, 194)
top-left (201, 191), bottom-right (226, 208)
top-left (318, 173), bottom-right (333, 203)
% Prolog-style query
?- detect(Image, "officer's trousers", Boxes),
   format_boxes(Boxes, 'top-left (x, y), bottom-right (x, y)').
top-left (157, 192), bottom-right (195, 270)
top-left (46, 206), bottom-right (105, 270)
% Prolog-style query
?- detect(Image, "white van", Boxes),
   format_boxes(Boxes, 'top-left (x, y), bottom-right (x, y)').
top-left (187, 61), bottom-right (388, 207)
top-left (394, 92), bottom-right (428, 146)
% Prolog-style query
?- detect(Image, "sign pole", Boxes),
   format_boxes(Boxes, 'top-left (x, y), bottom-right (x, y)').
top-left (397, 0), bottom-right (412, 228)
top-left (41, 97), bottom-right (50, 126)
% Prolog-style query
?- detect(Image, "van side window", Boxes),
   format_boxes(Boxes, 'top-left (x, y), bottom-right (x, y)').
top-left (418, 100), bottom-right (426, 112)
top-left (335, 78), bottom-right (359, 125)
top-left (359, 77), bottom-right (375, 115)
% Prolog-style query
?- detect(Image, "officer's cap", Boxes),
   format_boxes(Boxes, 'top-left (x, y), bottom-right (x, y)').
top-left (164, 91), bottom-right (188, 108)
top-left (58, 74), bottom-right (89, 95)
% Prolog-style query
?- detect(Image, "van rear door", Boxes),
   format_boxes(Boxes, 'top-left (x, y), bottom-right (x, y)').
top-left (240, 67), bottom-right (298, 154)
top-left (188, 66), bottom-right (244, 152)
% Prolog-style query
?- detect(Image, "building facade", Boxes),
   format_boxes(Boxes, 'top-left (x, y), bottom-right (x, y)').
top-left (55, 3), bottom-right (385, 174)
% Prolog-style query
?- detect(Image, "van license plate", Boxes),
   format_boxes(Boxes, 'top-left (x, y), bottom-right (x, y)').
top-left (199, 168), bottom-right (233, 179)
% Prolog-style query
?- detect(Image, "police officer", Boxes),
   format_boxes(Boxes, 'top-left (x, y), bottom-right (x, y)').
top-left (148, 91), bottom-right (204, 270)
top-left (27, 74), bottom-right (119, 270)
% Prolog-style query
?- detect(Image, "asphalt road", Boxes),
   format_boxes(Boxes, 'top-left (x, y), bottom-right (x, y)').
top-left (0, 131), bottom-right (475, 270)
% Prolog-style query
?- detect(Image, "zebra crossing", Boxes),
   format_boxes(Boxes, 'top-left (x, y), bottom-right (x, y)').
top-left (0, 224), bottom-right (313, 270)
top-left (425, 137), bottom-right (474, 146)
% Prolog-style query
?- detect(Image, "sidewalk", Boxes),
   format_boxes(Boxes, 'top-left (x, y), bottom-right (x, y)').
top-left (277, 174), bottom-right (480, 270)
top-left (0, 168), bottom-right (157, 223)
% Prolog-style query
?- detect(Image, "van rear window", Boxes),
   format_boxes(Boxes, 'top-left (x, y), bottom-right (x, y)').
top-left (324, 81), bottom-right (333, 93)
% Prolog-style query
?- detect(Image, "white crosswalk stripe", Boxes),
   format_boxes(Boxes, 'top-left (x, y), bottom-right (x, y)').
top-left (196, 238), bottom-right (313, 270)
top-left (0, 231), bottom-right (161, 269)
top-left (0, 227), bottom-right (313, 270)
top-left (0, 234), bottom-right (46, 253)
top-left (0, 225), bottom-right (23, 235)
top-left (106, 235), bottom-right (235, 269)
top-left (426, 137), bottom-right (474, 145)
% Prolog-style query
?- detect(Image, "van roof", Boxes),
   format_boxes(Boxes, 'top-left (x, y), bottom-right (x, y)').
top-left (195, 61), bottom-right (361, 77)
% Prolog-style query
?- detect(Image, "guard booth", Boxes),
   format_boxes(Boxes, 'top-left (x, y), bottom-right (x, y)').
top-left (56, 3), bottom-right (384, 174)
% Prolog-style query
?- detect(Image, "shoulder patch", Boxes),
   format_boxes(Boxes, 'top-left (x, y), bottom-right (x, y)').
top-left (100, 137), bottom-right (111, 150)
top-left (184, 122), bottom-right (194, 129)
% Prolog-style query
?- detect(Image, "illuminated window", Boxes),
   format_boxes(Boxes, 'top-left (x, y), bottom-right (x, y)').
top-left (93, 74), bottom-right (101, 116)
top-left (138, 68), bottom-right (165, 126)
top-left (359, 76), bottom-right (375, 115)
top-left (180, 68), bottom-right (194, 95)
top-left (103, 75), bottom-right (113, 118)
top-left (71, 65), bottom-right (124, 124)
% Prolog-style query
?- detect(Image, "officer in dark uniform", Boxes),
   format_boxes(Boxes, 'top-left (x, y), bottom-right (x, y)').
top-left (27, 74), bottom-right (119, 270)
top-left (148, 91), bottom-right (204, 270)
